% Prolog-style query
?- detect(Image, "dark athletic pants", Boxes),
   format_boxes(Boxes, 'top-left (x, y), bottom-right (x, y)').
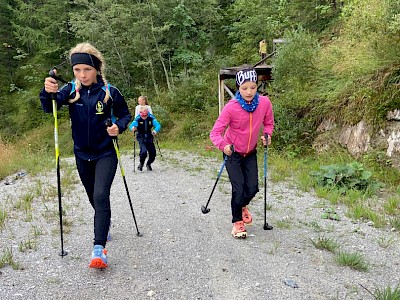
top-left (75, 154), bottom-right (117, 247)
top-left (225, 150), bottom-right (259, 223)
top-left (139, 141), bottom-right (156, 166)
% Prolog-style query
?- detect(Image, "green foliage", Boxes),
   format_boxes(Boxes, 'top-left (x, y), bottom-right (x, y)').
top-left (227, 0), bottom-right (290, 63)
top-left (1, 0), bottom-right (400, 191)
top-left (390, 216), bottom-right (400, 231)
top-left (158, 72), bottom-right (218, 113)
top-left (0, 247), bottom-right (22, 270)
top-left (309, 235), bottom-right (339, 252)
top-left (0, 0), bottom-right (18, 93)
top-left (310, 0), bottom-right (400, 127)
top-left (321, 207), bottom-right (341, 221)
top-left (383, 196), bottom-right (400, 215)
top-left (272, 29), bottom-right (320, 90)
top-left (270, 29), bottom-right (320, 151)
top-left (311, 162), bottom-right (381, 194)
top-left (270, 100), bottom-right (316, 156)
top-left (10, 0), bottom-right (75, 57)
top-left (0, 208), bottom-right (6, 231)
top-left (373, 285), bottom-right (400, 300)
top-left (67, 0), bottom-right (221, 95)
top-left (335, 251), bottom-right (369, 271)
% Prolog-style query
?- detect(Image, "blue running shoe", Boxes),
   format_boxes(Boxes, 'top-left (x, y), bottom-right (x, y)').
top-left (89, 245), bottom-right (108, 269)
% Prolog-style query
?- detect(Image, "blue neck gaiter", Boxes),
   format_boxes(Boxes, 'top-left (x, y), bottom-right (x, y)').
top-left (235, 91), bottom-right (259, 112)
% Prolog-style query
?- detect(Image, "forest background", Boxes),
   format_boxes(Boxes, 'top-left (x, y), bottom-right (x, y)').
top-left (1, 0), bottom-right (400, 226)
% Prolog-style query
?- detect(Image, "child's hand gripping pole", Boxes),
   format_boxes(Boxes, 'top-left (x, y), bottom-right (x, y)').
top-left (49, 68), bottom-right (68, 84)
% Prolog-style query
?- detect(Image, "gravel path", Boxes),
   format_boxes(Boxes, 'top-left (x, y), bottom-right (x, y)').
top-left (0, 150), bottom-right (399, 300)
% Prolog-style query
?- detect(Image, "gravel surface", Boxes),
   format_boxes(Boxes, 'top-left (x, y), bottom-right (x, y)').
top-left (0, 149), bottom-right (399, 300)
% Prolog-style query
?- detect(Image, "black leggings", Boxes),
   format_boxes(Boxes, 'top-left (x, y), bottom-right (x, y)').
top-left (139, 141), bottom-right (156, 166)
top-left (225, 150), bottom-right (259, 223)
top-left (75, 154), bottom-right (117, 247)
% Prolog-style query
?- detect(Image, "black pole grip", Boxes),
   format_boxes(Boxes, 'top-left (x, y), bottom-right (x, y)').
top-left (105, 118), bottom-right (117, 140)
top-left (264, 134), bottom-right (269, 148)
top-left (104, 118), bottom-right (112, 127)
top-left (49, 68), bottom-right (68, 84)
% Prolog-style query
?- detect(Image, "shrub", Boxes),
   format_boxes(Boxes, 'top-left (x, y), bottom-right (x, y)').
top-left (311, 162), bottom-right (381, 194)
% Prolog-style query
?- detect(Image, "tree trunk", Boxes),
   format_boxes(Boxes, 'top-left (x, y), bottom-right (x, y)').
top-left (148, 55), bottom-right (159, 96)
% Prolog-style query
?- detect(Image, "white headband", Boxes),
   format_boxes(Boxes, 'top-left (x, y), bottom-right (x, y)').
top-left (236, 69), bottom-right (258, 86)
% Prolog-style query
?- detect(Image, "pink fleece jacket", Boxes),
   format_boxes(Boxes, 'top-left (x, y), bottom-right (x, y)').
top-left (210, 95), bottom-right (274, 156)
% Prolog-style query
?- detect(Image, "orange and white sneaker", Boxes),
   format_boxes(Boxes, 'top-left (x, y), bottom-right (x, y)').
top-left (89, 245), bottom-right (108, 269)
top-left (231, 221), bottom-right (247, 239)
top-left (242, 206), bottom-right (253, 225)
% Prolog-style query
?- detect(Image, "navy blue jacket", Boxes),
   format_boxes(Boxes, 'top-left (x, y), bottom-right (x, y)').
top-left (129, 114), bottom-right (161, 143)
top-left (40, 76), bottom-right (132, 160)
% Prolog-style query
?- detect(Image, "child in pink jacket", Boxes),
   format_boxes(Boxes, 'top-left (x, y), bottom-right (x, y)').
top-left (210, 66), bottom-right (274, 238)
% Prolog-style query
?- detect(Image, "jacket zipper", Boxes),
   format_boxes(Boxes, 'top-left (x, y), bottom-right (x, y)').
top-left (246, 112), bottom-right (253, 155)
top-left (87, 89), bottom-right (91, 161)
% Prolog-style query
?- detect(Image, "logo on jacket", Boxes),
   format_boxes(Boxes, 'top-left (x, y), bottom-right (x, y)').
top-left (96, 101), bottom-right (104, 114)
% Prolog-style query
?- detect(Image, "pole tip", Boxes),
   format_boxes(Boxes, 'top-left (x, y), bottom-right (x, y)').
top-left (201, 206), bottom-right (210, 214)
top-left (263, 223), bottom-right (273, 230)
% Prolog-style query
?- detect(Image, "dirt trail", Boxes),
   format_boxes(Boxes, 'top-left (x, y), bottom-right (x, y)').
top-left (0, 150), bottom-right (399, 299)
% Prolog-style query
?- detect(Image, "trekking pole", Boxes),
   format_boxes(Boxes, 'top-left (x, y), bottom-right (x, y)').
top-left (263, 134), bottom-right (273, 230)
top-left (105, 119), bottom-right (142, 237)
top-left (49, 69), bottom-right (68, 257)
top-left (133, 131), bottom-right (136, 172)
top-left (155, 136), bottom-right (162, 158)
top-left (201, 146), bottom-right (232, 214)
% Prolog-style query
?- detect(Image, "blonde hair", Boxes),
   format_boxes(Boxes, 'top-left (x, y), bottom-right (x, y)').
top-left (138, 95), bottom-right (149, 105)
top-left (68, 42), bottom-right (110, 103)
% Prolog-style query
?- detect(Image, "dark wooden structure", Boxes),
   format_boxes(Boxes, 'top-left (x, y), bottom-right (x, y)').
top-left (218, 56), bottom-right (273, 113)
top-left (218, 39), bottom-right (286, 113)
top-left (218, 63), bottom-right (273, 113)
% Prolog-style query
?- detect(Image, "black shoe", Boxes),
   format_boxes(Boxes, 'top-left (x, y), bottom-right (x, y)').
top-left (146, 164), bottom-right (152, 171)
top-left (138, 164), bottom-right (143, 171)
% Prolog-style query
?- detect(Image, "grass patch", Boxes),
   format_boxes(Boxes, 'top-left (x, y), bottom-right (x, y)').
top-left (377, 236), bottom-right (396, 249)
top-left (31, 225), bottom-right (44, 237)
top-left (373, 285), bottom-right (400, 300)
top-left (0, 208), bottom-right (6, 231)
top-left (384, 196), bottom-right (400, 215)
top-left (265, 202), bottom-right (273, 210)
top-left (346, 202), bottom-right (386, 228)
top-left (275, 219), bottom-right (292, 229)
top-left (304, 220), bottom-right (323, 232)
top-left (296, 169), bottom-right (314, 192)
top-left (0, 140), bottom-right (15, 179)
top-left (310, 235), bottom-right (339, 252)
top-left (314, 187), bottom-right (342, 205)
top-left (15, 192), bottom-right (35, 213)
top-left (267, 152), bottom-right (293, 182)
top-left (335, 251), bottom-right (369, 272)
top-left (389, 216), bottom-right (400, 231)
top-left (51, 217), bottom-right (72, 235)
top-left (267, 241), bottom-right (281, 255)
top-left (0, 247), bottom-right (22, 270)
top-left (19, 238), bottom-right (38, 252)
top-left (60, 164), bottom-right (80, 190)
